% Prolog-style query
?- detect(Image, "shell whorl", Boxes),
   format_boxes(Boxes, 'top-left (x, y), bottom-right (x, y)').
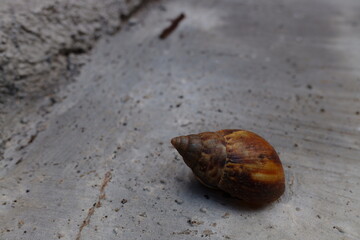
top-left (171, 129), bottom-right (285, 205)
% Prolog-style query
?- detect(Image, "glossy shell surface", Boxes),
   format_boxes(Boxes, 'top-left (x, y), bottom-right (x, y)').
top-left (171, 129), bottom-right (285, 204)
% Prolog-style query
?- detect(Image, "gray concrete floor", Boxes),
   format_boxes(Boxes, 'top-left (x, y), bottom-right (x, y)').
top-left (1, 0), bottom-right (360, 239)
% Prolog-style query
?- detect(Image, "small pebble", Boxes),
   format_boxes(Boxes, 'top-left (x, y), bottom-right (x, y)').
top-left (128, 18), bottom-right (139, 26)
top-left (188, 217), bottom-right (204, 226)
top-left (202, 229), bottom-right (214, 237)
top-left (200, 207), bottom-right (208, 213)
top-left (113, 227), bottom-right (120, 235)
top-left (333, 226), bottom-right (345, 233)
top-left (175, 199), bottom-right (184, 205)
top-left (57, 232), bottom-right (65, 239)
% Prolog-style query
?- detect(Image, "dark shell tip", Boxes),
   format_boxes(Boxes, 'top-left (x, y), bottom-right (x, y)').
top-left (171, 136), bottom-right (180, 148)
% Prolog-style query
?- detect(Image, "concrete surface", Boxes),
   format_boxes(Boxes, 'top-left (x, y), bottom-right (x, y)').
top-left (1, 0), bottom-right (360, 239)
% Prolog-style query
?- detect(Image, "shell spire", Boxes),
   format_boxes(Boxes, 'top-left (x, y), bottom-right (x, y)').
top-left (171, 135), bottom-right (201, 169)
top-left (171, 132), bottom-right (227, 189)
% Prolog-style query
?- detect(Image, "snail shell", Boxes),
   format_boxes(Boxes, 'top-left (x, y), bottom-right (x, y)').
top-left (171, 129), bottom-right (285, 205)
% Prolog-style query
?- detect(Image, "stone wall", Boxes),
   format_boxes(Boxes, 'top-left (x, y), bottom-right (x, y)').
top-left (0, 0), bottom-right (145, 99)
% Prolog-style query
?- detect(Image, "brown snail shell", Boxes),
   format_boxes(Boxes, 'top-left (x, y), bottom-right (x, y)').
top-left (171, 129), bottom-right (285, 205)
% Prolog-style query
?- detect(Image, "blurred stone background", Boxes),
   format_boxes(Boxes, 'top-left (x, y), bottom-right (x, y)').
top-left (0, 0), bottom-right (144, 98)
top-left (0, 0), bottom-right (145, 164)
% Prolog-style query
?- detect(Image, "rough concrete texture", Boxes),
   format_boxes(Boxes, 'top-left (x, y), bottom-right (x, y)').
top-left (0, 0), bottom-right (146, 166)
top-left (0, 0), bottom-right (144, 98)
top-left (1, 0), bottom-right (360, 239)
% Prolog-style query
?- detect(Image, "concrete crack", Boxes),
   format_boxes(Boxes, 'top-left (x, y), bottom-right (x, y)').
top-left (75, 171), bottom-right (112, 240)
